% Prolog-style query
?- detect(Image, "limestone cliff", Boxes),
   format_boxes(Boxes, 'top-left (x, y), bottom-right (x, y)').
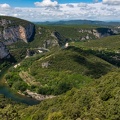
top-left (0, 20), bottom-right (35, 45)
top-left (0, 16), bottom-right (35, 59)
top-left (78, 28), bottom-right (116, 40)
top-left (0, 42), bottom-right (9, 59)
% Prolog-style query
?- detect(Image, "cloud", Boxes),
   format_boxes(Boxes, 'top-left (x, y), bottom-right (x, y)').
top-left (0, 2), bottom-right (120, 22)
top-left (93, 0), bottom-right (99, 3)
top-left (102, 0), bottom-right (120, 5)
top-left (0, 3), bottom-right (11, 9)
top-left (34, 0), bottom-right (58, 7)
top-left (77, 3), bottom-right (87, 7)
top-left (66, 4), bottom-right (74, 8)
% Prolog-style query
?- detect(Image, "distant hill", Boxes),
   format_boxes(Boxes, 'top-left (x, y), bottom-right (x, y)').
top-left (34, 19), bottom-right (120, 26)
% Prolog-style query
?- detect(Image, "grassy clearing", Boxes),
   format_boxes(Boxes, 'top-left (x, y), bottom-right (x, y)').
top-left (19, 71), bottom-right (40, 86)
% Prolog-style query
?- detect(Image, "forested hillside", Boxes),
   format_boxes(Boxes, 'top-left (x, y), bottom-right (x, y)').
top-left (0, 71), bottom-right (120, 120)
top-left (0, 16), bottom-right (120, 120)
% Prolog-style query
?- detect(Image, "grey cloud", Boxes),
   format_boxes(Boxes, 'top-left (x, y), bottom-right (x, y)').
top-left (77, 3), bottom-right (87, 7)
top-left (103, 0), bottom-right (120, 5)
top-left (66, 4), bottom-right (74, 8)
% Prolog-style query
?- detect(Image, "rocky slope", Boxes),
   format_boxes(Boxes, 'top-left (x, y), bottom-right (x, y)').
top-left (0, 16), bottom-right (35, 59)
top-left (0, 42), bottom-right (9, 59)
top-left (0, 17), bottom-right (35, 44)
top-left (0, 16), bottom-right (119, 60)
top-left (52, 26), bottom-right (119, 44)
top-left (78, 28), bottom-right (116, 39)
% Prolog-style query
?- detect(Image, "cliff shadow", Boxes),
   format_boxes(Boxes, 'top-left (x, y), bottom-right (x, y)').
top-left (96, 28), bottom-right (117, 36)
top-left (29, 25), bottom-right (36, 42)
top-left (71, 54), bottom-right (111, 78)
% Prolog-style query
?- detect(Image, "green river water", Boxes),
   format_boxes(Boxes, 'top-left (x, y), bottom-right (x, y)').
top-left (0, 68), bottom-right (39, 105)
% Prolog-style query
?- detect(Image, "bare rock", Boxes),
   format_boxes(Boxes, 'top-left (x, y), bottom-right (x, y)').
top-left (0, 42), bottom-right (9, 59)
top-left (0, 18), bottom-right (35, 45)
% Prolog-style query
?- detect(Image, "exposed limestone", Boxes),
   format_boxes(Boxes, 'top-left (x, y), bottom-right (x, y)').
top-left (65, 42), bottom-right (69, 48)
top-left (0, 42), bottom-right (9, 59)
top-left (0, 17), bottom-right (35, 59)
top-left (0, 18), bottom-right (35, 45)
top-left (0, 19), bottom-right (11, 26)
top-left (14, 63), bottom-right (21, 68)
top-left (92, 29), bottom-right (101, 38)
top-left (26, 89), bottom-right (55, 101)
top-left (19, 25), bottom-right (27, 43)
top-left (81, 37), bottom-right (86, 41)
top-left (86, 35), bottom-right (90, 39)
top-left (42, 61), bottom-right (49, 68)
top-left (78, 28), bottom-right (117, 41)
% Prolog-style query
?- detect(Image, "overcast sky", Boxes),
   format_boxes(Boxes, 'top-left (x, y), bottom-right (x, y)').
top-left (0, 0), bottom-right (120, 22)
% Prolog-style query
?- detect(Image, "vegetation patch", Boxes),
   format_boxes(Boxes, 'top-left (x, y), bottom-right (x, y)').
top-left (19, 71), bottom-right (41, 86)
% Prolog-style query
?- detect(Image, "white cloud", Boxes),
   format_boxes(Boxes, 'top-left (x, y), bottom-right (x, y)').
top-left (77, 3), bottom-right (87, 7)
top-left (103, 0), bottom-right (120, 5)
top-left (34, 0), bottom-right (58, 7)
top-left (66, 4), bottom-right (74, 8)
top-left (0, 2), bottom-right (120, 22)
top-left (0, 3), bottom-right (11, 9)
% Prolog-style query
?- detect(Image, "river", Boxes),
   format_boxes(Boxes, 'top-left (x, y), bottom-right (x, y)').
top-left (0, 67), bottom-right (40, 105)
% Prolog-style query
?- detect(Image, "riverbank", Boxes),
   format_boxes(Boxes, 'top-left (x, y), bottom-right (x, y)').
top-left (17, 89), bottom-right (55, 101)
top-left (0, 67), bottom-right (40, 105)
top-left (4, 76), bottom-right (55, 101)
top-left (25, 90), bottom-right (55, 101)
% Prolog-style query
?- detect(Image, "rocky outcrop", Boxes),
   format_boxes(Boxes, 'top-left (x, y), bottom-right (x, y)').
top-left (0, 42), bottom-right (9, 59)
top-left (0, 17), bottom-right (35, 59)
top-left (0, 18), bottom-right (35, 45)
top-left (54, 27), bottom-right (118, 45)
top-left (26, 90), bottom-right (55, 101)
top-left (54, 31), bottom-right (67, 46)
top-left (79, 28), bottom-right (117, 40)
top-left (92, 29), bottom-right (101, 38)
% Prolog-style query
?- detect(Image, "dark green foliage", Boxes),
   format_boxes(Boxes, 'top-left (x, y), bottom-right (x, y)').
top-left (87, 49), bottom-right (120, 67)
top-left (5, 46), bottom-right (115, 96)
top-left (72, 35), bottom-right (120, 50)
top-left (5, 70), bottom-right (28, 92)
top-left (0, 94), bottom-right (26, 120)
top-left (42, 25), bottom-right (97, 42)
top-left (17, 71), bottom-right (120, 120)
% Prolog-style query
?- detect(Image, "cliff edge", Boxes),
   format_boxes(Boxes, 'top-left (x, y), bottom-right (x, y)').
top-left (0, 16), bottom-right (35, 59)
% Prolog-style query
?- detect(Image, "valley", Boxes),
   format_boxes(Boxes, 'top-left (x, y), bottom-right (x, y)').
top-left (0, 16), bottom-right (120, 120)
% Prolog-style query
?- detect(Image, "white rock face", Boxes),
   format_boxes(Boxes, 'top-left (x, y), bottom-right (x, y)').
top-left (0, 19), bottom-right (35, 45)
top-left (0, 42), bottom-right (9, 59)
top-left (0, 17), bottom-right (35, 59)
top-left (92, 29), bottom-right (101, 38)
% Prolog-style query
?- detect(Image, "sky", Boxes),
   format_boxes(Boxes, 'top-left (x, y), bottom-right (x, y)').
top-left (0, 0), bottom-right (120, 22)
